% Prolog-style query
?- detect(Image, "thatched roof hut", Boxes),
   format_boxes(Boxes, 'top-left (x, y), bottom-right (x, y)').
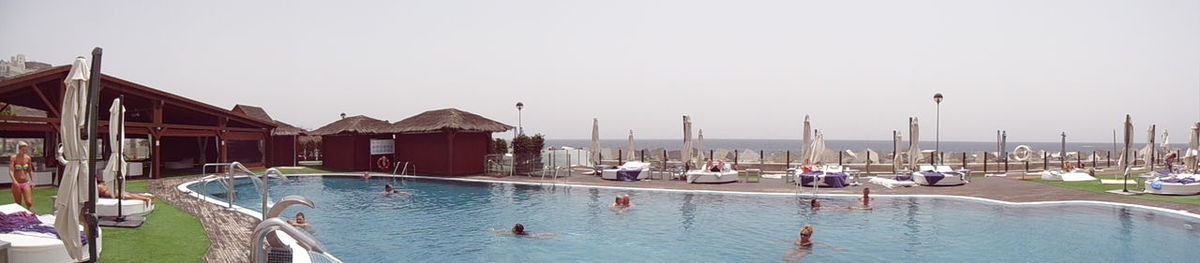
top-left (389, 108), bottom-right (512, 134)
top-left (310, 115), bottom-right (391, 136)
top-left (232, 104), bottom-right (307, 136)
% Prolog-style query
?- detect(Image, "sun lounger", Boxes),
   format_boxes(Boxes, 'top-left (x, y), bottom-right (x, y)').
top-left (911, 165), bottom-right (966, 186)
top-left (1038, 169), bottom-right (1097, 182)
top-left (601, 162), bottom-right (651, 181)
top-left (0, 203), bottom-right (101, 263)
top-left (1144, 174), bottom-right (1200, 195)
top-left (686, 164), bottom-right (738, 184)
top-left (95, 198), bottom-right (155, 217)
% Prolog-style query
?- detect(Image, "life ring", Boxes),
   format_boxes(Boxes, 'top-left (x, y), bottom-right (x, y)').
top-left (1012, 145), bottom-right (1033, 162)
top-left (377, 156), bottom-right (391, 170)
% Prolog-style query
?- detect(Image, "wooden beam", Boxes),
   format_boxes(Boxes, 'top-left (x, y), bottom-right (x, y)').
top-left (0, 122), bottom-right (54, 132)
top-left (30, 84), bottom-right (60, 117)
top-left (0, 115), bottom-right (55, 123)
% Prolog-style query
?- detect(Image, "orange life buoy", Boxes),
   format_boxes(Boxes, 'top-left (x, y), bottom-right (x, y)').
top-left (377, 156), bottom-right (391, 170)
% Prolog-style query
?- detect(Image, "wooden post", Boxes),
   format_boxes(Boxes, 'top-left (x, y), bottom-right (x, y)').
top-left (448, 130), bottom-right (456, 175)
top-left (1092, 151), bottom-right (1097, 168)
top-left (982, 151), bottom-right (988, 174)
top-left (929, 151), bottom-right (935, 166)
top-left (839, 151), bottom-right (843, 166)
top-left (709, 149), bottom-right (714, 161)
top-left (785, 150), bottom-right (790, 169)
top-left (734, 150), bottom-right (739, 166)
top-left (759, 150), bottom-right (764, 168)
top-left (617, 149), bottom-right (623, 165)
top-left (152, 133), bottom-right (161, 179)
top-left (640, 149), bottom-right (645, 162)
top-left (1043, 151), bottom-right (1049, 171)
top-left (1003, 152), bottom-right (1008, 172)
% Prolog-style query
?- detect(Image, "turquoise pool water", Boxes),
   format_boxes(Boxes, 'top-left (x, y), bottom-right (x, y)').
top-left (189, 176), bottom-right (1200, 262)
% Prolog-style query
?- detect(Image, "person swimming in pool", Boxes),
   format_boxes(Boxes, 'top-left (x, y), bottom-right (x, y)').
top-left (610, 194), bottom-right (635, 212)
top-left (858, 188), bottom-right (876, 207)
top-left (783, 225), bottom-right (841, 262)
top-left (8, 142), bottom-right (34, 212)
top-left (491, 224), bottom-right (556, 239)
top-left (382, 184), bottom-right (410, 196)
top-left (287, 212), bottom-right (310, 228)
top-left (811, 198), bottom-right (870, 211)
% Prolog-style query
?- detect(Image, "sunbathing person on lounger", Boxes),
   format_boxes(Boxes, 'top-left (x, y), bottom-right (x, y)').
top-left (97, 179), bottom-right (155, 206)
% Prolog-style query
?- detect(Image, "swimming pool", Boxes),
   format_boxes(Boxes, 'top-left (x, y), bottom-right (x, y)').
top-left (186, 175), bottom-right (1200, 262)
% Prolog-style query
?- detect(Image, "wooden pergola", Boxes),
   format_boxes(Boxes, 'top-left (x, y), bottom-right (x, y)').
top-left (0, 65), bottom-right (276, 178)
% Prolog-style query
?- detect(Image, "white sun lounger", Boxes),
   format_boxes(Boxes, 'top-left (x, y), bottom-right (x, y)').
top-left (0, 203), bottom-right (102, 263)
top-left (911, 165), bottom-right (967, 186)
top-left (685, 164), bottom-right (738, 184)
top-left (1143, 174), bottom-right (1200, 195)
top-left (95, 198), bottom-right (155, 217)
top-left (601, 162), bottom-right (652, 181)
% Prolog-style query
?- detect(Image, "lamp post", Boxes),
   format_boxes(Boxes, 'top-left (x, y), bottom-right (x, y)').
top-left (516, 102), bottom-right (524, 135)
top-left (933, 93), bottom-right (943, 164)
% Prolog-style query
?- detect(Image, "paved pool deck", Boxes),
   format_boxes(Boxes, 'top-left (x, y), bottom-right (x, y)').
top-left (149, 176), bottom-right (256, 263)
top-left (461, 173), bottom-right (1200, 214)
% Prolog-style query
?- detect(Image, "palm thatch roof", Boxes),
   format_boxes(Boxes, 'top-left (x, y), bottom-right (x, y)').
top-left (232, 104), bottom-right (307, 136)
top-left (310, 115), bottom-right (392, 135)
top-left (389, 108), bottom-right (512, 134)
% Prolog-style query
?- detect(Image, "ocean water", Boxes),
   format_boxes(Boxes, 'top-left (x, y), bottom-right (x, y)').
top-left (546, 139), bottom-right (1186, 154)
top-left (192, 176), bottom-right (1200, 263)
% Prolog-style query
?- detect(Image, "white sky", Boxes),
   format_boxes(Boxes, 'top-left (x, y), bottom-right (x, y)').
top-left (2, 0), bottom-right (1197, 142)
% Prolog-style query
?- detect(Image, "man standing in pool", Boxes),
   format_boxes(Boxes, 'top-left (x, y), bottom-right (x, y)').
top-left (491, 224), bottom-right (556, 239)
top-left (858, 188), bottom-right (875, 207)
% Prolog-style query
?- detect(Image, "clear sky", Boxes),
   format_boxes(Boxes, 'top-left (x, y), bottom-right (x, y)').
top-left (2, 0), bottom-right (1197, 142)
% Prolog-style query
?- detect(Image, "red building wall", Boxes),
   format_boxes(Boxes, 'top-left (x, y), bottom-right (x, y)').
top-left (321, 134), bottom-right (393, 172)
top-left (269, 135), bottom-right (297, 167)
top-left (394, 131), bottom-right (491, 176)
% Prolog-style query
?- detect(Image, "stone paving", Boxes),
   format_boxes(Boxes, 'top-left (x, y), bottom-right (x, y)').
top-left (148, 175), bottom-right (257, 263)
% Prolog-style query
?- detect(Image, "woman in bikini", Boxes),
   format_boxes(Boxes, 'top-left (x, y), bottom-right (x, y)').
top-left (8, 142), bottom-right (34, 212)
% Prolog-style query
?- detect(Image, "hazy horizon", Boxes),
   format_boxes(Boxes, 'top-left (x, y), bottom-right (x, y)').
top-left (3, 0), bottom-right (1198, 143)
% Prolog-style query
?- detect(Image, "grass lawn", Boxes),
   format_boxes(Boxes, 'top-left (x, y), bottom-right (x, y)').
top-left (1026, 177), bottom-right (1200, 206)
top-left (0, 181), bottom-right (209, 263)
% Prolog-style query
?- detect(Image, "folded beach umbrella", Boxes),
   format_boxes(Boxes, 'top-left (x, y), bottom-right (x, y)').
top-left (908, 117), bottom-right (921, 170)
top-left (1161, 129), bottom-right (1170, 153)
top-left (893, 130), bottom-right (903, 171)
top-left (1146, 125), bottom-right (1156, 170)
top-left (1120, 115), bottom-right (1133, 170)
top-left (626, 130), bottom-right (635, 161)
top-left (697, 129), bottom-right (706, 160)
top-left (55, 57), bottom-right (91, 261)
top-left (1188, 123), bottom-right (1199, 171)
top-left (590, 118), bottom-right (600, 165)
top-left (802, 115), bottom-right (812, 164)
top-left (102, 97), bottom-right (126, 194)
top-left (807, 130), bottom-right (826, 165)
top-left (682, 115), bottom-right (693, 166)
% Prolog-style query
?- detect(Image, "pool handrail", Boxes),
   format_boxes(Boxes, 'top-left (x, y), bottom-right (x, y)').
top-left (251, 218), bottom-right (333, 263)
top-left (265, 195), bottom-right (315, 219)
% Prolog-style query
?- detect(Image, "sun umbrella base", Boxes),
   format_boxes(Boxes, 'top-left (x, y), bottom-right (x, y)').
top-left (98, 215), bottom-right (145, 228)
top-left (1104, 189), bottom-right (1141, 196)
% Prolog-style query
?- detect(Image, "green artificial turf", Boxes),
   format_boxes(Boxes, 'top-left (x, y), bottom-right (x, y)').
top-left (0, 180), bottom-right (210, 263)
